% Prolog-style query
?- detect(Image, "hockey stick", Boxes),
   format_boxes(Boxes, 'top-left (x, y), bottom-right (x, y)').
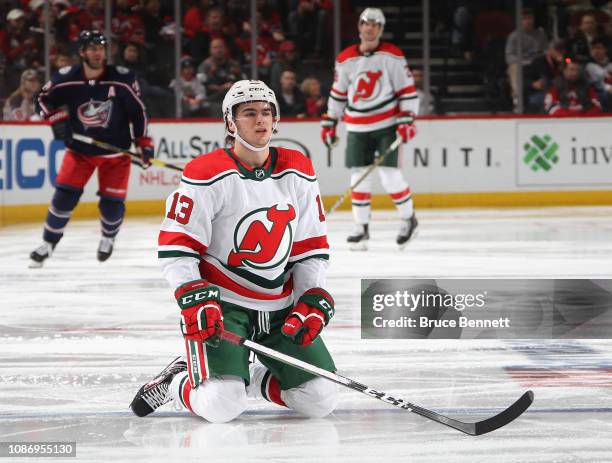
top-left (326, 135), bottom-right (403, 216)
top-left (326, 145), bottom-right (332, 167)
top-left (72, 133), bottom-right (184, 172)
top-left (219, 329), bottom-right (533, 435)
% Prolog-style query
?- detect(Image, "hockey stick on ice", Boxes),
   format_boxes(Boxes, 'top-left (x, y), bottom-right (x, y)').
top-left (219, 329), bottom-right (534, 436)
top-left (326, 135), bottom-right (402, 216)
top-left (72, 133), bottom-right (184, 172)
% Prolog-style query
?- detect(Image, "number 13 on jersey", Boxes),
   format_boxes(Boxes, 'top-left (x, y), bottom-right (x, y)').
top-left (167, 192), bottom-right (194, 225)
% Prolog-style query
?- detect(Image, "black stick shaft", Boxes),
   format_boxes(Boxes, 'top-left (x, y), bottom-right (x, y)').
top-left (218, 330), bottom-right (533, 436)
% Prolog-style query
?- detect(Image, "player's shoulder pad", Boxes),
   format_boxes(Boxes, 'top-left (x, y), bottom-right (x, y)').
top-left (376, 42), bottom-right (405, 58)
top-left (106, 65), bottom-right (136, 83)
top-left (182, 148), bottom-right (239, 183)
top-left (336, 44), bottom-right (361, 64)
top-left (272, 147), bottom-right (316, 178)
top-left (50, 64), bottom-right (81, 84)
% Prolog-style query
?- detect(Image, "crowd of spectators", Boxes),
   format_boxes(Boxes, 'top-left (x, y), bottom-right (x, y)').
top-left (0, 0), bottom-right (336, 120)
top-left (444, 0), bottom-right (612, 115)
top-left (2, 1), bottom-right (612, 119)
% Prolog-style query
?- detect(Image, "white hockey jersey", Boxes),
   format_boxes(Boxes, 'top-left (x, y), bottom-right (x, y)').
top-left (158, 146), bottom-right (330, 312)
top-left (327, 42), bottom-right (419, 132)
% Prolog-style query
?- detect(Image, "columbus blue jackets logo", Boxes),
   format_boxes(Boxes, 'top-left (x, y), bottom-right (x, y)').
top-left (228, 204), bottom-right (296, 269)
top-left (77, 100), bottom-right (113, 128)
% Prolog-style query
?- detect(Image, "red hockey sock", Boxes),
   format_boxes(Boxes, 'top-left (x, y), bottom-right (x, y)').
top-left (261, 371), bottom-right (287, 407)
top-left (178, 375), bottom-right (194, 413)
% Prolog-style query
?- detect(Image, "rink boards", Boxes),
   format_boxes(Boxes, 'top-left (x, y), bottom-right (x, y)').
top-left (1, 116), bottom-right (612, 224)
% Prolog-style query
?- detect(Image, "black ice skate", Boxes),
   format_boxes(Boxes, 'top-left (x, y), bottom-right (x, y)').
top-left (397, 214), bottom-right (419, 249)
top-left (347, 223), bottom-right (369, 251)
top-left (29, 242), bottom-right (56, 268)
top-left (130, 356), bottom-right (187, 417)
top-left (97, 237), bottom-right (115, 262)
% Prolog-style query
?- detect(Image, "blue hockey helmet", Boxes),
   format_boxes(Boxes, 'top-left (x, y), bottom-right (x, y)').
top-left (77, 30), bottom-right (107, 50)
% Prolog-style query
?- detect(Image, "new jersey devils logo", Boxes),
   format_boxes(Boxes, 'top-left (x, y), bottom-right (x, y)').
top-left (228, 204), bottom-right (296, 269)
top-left (353, 70), bottom-right (383, 103)
top-left (77, 99), bottom-right (113, 128)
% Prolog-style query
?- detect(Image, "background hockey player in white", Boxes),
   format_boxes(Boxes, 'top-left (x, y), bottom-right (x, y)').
top-left (130, 80), bottom-right (338, 423)
top-left (321, 7), bottom-right (419, 250)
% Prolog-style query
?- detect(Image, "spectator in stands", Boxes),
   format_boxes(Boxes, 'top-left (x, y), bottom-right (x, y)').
top-left (525, 39), bottom-right (567, 112)
top-left (66, 0), bottom-right (105, 44)
top-left (449, 1), bottom-right (475, 61)
top-left (505, 8), bottom-right (548, 109)
top-left (183, 0), bottom-right (213, 39)
top-left (412, 67), bottom-right (434, 115)
top-left (112, 0), bottom-right (145, 45)
top-left (0, 9), bottom-right (36, 69)
top-left (545, 59), bottom-right (602, 115)
top-left (197, 38), bottom-right (245, 103)
top-left (257, 0), bottom-right (283, 37)
top-left (51, 0), bottom-right (76, 47)
top-left (288, 0), bottom-right (331, 59)
top-left (121, 41), bottom-right (173, 118)
top-left (585, 38), bottom-right (612, 110)
top-left (169, 56), bottom-right (209, 118)
top-left (120, 41), bottom-right (149, 77)
top-left (269, 39), bottom-right (304, 89)
top-left (567, 12), bottom-right (610, 63)
top-left (300, 76), bottom-right (326, 117)
top-left (236, 17), bottom-right (276, 79)
top-left (189, 7), bottom-right (242, 65)
top-left (275, 70), bottom-right (306, 117)
top-left (140, 0), bottom-right (165, 46)
top-left (3, 69), bottom-right (40, 121)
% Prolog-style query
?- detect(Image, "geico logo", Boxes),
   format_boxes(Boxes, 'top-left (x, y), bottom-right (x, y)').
top-left (0, 138), bottom-right (67, 190)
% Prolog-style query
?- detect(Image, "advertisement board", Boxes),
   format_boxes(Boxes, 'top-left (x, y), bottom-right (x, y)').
top-left (1, 116), bottom-right (611, 224)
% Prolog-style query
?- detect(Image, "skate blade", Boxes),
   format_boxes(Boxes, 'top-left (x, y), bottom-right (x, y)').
top-left (398, 230), bottom-right (419, 250)
top-left (28, 259), bottom-right (44, 269)
top-left (349, 241), bottom-right (369, 251)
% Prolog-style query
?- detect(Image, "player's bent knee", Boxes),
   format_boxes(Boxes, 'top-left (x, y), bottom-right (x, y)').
top-left (189, 375), bottom-right (247, 423)
top-left (282, 377), bottom-right (338, 418)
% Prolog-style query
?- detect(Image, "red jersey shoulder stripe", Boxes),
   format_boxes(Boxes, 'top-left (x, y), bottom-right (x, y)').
top-left (376, 42), bottom-right (405, 58)
top-left (272, 147), bottom-right (315, 177)
top-left (183, 148), bottom-right (239, 182)
top-left (336, 44), bottom-right (361, 64)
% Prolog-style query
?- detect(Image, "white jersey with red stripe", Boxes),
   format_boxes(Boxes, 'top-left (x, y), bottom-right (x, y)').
top-left (327, 42), bottom-right (419, 132)
top-left (158, 146), bottom-right (330, 312)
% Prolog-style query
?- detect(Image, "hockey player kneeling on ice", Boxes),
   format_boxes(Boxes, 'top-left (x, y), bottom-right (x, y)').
top-left (321, 7), bottom-right (419, 251)
top-left (130, 80), bottom-right (338, 422)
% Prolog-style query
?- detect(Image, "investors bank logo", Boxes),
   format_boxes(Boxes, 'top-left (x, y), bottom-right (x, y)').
top-left (523, 134), bottom-right (559, 172)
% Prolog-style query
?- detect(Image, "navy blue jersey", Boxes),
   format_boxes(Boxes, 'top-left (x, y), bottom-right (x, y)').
top-left (37, 64), bottom-right (148, 156)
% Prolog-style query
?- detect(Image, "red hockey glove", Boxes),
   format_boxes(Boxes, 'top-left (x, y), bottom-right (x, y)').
top-left (175, 280), bottom-right (224, 347)
top-left (47, 108), bottom-right (72, 143)
top-left (320, 114), bottom-right (338, 148)
top-left (135, 136), bottom-right (154, 168)
top-left (396, 111), bottom-right (417, 143)
top-left (282, 288), bottom-right (335, 347)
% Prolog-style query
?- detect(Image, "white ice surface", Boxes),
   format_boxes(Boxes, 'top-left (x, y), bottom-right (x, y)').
top-left (1, 207), bottom-right (611, 462)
